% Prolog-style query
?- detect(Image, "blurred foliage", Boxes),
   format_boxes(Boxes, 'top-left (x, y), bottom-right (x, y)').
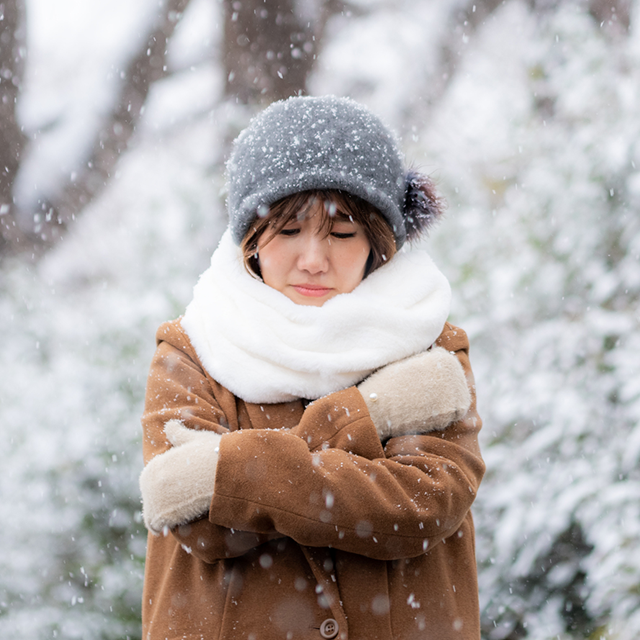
top-left (1, 1), bottom-right (639, 638)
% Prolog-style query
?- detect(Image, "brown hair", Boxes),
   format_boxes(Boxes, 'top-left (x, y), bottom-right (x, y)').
top-left (241, 190), bottom-right (397, 279)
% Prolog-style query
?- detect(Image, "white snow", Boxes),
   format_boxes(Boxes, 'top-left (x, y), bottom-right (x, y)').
top-left (2, 0), bottom-right (640, 638)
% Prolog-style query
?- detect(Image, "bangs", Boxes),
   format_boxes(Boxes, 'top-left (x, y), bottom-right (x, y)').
top-left (263, 191), bottom-right (356, 240)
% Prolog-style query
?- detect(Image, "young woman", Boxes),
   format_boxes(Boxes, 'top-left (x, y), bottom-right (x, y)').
top-left (139, 96), bottom-right (485, 640)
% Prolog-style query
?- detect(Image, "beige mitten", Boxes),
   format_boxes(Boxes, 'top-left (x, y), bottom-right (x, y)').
top-left (357, 347), bottom-right (471, 440)
top-left (139, 420), bottom-right (222, 534)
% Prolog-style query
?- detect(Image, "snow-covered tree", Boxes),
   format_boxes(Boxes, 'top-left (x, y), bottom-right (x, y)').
top-left (2, 0), bottom-right (639, 638)
top-left (420, 3), bottom-right (640, 637)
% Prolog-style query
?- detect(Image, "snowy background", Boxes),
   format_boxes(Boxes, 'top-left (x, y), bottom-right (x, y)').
top-left (1, 0), bottom-right (639, 638)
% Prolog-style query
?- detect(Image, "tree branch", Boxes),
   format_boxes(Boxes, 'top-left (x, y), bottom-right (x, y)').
top-left (6, 0), bottom-right (193, 258)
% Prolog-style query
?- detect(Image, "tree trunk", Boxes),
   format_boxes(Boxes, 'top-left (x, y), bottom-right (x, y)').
top-left (223, 0), bottom-right (342, 105)
top-left (588, 0), bottom-right (631, 34)
top-left (436, 0), bottom-right (507, 102)
top-left (0, 0), bottom-right (28, 253)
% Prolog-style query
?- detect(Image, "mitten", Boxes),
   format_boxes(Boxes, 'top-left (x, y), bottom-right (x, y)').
top-left (139, 420), bottom-right (222, 534)
top-left (357, 347), bottom-right (471, 440)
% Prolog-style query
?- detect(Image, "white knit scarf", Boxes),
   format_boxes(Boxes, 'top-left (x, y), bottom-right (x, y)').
top-left (181, 230), bottom-right (451, 404)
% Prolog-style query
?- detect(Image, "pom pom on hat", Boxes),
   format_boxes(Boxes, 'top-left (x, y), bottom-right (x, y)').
top-left (403, 170), bottom-right (445, 241)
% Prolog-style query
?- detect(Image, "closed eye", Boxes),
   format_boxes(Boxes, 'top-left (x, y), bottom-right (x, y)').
top-left (279, 228), bottom-right (300, 236)
top-left (330, 232), bottom-right (356, 239)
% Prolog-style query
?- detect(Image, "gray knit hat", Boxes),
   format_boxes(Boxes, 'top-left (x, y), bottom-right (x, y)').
top-left (226, 95), bottom-right (442, 249)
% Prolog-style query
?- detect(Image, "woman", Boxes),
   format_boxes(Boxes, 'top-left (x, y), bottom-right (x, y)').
top-left (139, 96), bottom-right (485, 640)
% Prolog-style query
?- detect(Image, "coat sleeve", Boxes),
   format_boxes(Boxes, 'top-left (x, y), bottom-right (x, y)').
top-left (141, 321), bottom-right (279, 562)
top-left (141, 321), bottom-right (391, 562)
top-left (209, 323), bottom-right (485, 561)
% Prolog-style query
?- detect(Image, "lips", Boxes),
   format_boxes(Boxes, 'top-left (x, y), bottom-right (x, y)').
top-left (292, 284), bottom-right (333, 298)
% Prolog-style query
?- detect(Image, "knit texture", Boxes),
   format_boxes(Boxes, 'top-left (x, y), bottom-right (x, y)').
top-left (358, 347), bottom-right (472, 440)
top-left (227, 95), bottom-right (409, 247)
top-left (139, 420), bottom-right (221, 534)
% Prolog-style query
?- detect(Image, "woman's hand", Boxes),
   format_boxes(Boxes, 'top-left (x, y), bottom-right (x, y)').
top-left (357, 347), bottom-right (471, 441)
top-left (139, 421), bottom-right (222, 535)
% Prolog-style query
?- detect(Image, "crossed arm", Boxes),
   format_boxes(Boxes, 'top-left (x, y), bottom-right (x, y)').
top-left (139, 322), bottom-right (484, 563)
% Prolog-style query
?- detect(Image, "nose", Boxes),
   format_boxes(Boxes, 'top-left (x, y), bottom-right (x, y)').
top-left (296, 233), bottom-right (329, 274)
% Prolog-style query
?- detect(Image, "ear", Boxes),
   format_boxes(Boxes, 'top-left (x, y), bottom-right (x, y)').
top-left (402, 170), bottom-right (445, 241)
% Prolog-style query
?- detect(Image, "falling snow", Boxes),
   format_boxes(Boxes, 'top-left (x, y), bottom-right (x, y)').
top-left (1, 1), bottom-right (640, 639)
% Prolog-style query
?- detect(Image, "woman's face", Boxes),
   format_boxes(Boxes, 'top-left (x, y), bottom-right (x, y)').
top-left (257, 199), bottom-right (371, 307)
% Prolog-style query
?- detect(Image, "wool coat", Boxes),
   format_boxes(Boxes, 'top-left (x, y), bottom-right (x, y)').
top-left (141, 319), bottom-right (485, 640)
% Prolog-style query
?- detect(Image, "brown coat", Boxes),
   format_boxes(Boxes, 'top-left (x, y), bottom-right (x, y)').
top-left (141, 320), bottom-right (485, 640)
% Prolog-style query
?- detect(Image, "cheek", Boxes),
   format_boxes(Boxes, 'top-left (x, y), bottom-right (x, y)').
top-left (354, 239), bottom-right (372, 268)
top-left (337, 241), bottom-right (370, 284)
top-left (258, 239), bottom-right (288, 284)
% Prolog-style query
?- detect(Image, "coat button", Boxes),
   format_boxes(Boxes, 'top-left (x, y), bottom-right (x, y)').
top-left (320, 618), bottom-right (339, 639)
